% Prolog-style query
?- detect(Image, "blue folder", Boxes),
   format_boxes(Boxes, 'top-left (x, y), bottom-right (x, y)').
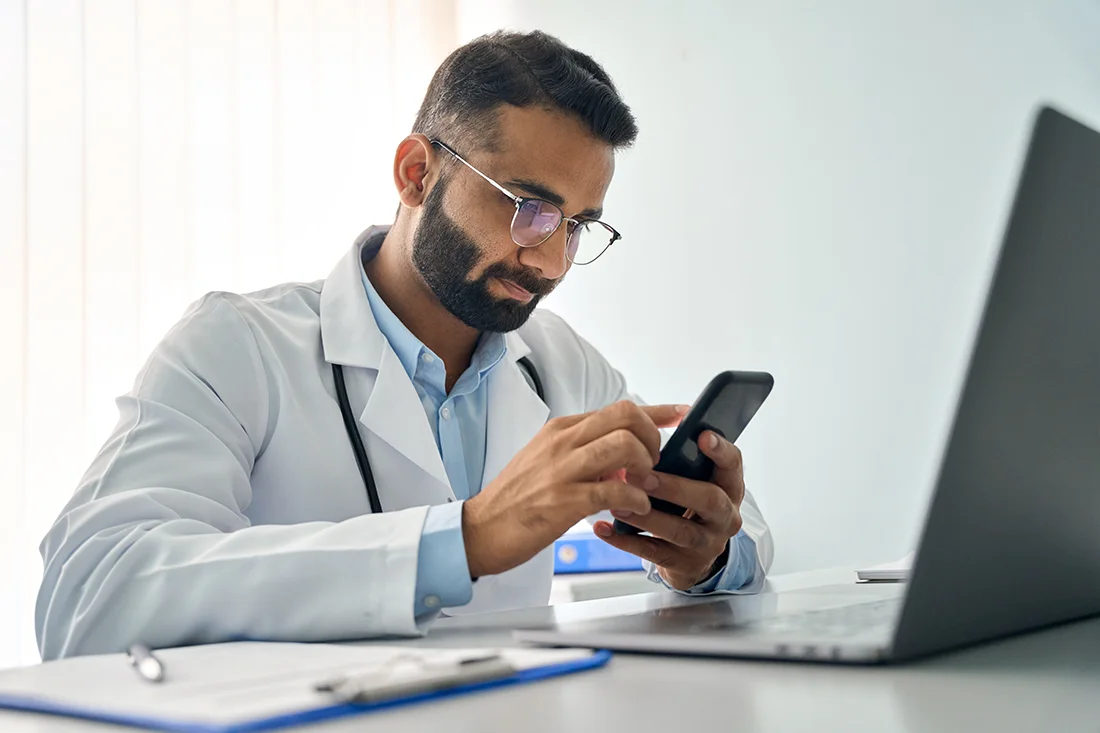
top-left (0, 644), bottom-right (612, 733)
top-left (554, 534), bottom-right (644, 574)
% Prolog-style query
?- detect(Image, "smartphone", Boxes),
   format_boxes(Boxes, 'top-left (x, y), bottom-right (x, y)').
top-left (612, 370), bottom-right (774, 535)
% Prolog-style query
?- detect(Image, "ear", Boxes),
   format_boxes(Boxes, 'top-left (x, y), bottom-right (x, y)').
top-left (393, 134), bottom-right (437, 208)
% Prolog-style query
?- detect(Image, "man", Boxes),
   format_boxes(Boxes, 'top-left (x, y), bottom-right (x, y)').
top-left (36, 30), bottom-right (773, 660)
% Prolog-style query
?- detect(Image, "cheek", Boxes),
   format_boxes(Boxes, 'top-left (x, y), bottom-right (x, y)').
top-left (467, 241), bottom-right (520, 281)
top-left (434, 194), bottom-right (506, 276)
top-left (461, 213), bottom-right (522, 277)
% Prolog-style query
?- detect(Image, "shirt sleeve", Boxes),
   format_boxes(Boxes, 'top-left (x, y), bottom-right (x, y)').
top-left (413, 501), bottom-right (474, 623)
top-left (647, 530), bottom-right (761, 594)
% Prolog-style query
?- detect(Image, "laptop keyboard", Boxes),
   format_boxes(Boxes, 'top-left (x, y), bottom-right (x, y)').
top-left (727, 598), bottom-right (903, 639)
top-left (754, 598), bottom-right (902, 638)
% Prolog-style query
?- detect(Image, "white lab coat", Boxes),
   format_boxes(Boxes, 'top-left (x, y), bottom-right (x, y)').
top-left (36, 235), bottom-right (773, 660)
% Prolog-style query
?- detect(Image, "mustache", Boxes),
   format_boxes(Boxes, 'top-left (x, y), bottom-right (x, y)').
top-left (482, 262), bottom-right (557, 297)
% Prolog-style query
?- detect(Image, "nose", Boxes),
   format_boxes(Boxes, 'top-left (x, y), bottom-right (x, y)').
top-left (517, 224), bottom-right (570, 281)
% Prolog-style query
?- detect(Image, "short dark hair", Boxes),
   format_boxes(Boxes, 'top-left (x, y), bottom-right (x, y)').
top-left (412, 30), bottom-right (637, 154)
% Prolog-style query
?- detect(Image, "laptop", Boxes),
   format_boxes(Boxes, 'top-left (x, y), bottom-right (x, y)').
top-left (517, 106), bottom-right (1100, 663)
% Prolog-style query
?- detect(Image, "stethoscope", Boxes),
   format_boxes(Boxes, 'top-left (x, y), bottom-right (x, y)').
top-left (331, 359), bottom-right (545, 514)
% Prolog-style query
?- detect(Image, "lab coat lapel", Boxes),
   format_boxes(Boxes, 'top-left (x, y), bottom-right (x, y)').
top-left (483, 333), bottom-right (551, 487)
top-left (320, 227), bottom-right (452, 504)
top-left (359, 345), bottom-right (451, 491)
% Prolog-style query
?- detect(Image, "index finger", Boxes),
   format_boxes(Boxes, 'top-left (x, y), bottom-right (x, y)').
top-left (639, 403), bottom-right (690, 429)
top-left (544, 403), bottom-right (685, 434)
top-left (568, 401), bottom-right (688, 463)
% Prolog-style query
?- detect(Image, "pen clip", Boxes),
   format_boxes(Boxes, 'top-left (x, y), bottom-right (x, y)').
top-left (314, 652), bottom-right (513, 704)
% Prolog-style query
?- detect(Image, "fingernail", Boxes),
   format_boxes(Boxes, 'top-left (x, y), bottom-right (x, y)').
top-left (595, 523), bottom-right (612, 537)
top-left (644, 474), bottom-right (660, 492)
top-left (675, 404), bottom-right (691, 415)
top-left (708, 432), bottom-right (719, 449)
top-left (611, 510), bottom-right (633, 519)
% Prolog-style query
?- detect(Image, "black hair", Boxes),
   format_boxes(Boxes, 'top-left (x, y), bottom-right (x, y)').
top-left (411, 30), bottom-right (637, 153)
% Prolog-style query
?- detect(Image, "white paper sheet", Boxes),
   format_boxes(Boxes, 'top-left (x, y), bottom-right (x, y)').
top-left (0, 642), bottom-right (598, 728)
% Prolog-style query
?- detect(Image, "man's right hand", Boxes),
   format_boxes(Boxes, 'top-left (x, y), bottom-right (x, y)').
top-left (461, 401), bottom-right (688, 578)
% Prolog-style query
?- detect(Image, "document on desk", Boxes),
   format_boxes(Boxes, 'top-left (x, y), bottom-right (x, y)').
top-left (0, 642), bottom-right (608, 733)
top-left (856, 551), bottom-right (915, 582)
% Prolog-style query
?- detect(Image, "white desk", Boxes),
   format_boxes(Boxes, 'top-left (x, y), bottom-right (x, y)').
top-left (4, 567), bottom-right (1099, 733)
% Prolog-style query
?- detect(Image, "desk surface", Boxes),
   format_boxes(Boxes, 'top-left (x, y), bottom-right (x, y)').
top-left (4, 567), bottom-right (1099, 733)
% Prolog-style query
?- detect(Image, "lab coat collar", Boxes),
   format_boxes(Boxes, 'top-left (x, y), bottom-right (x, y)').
top-left (320, 226), bottom-right (389, 369)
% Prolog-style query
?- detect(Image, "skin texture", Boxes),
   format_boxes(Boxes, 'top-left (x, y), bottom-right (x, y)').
top-left (365, 104), bottom-right (747, 587)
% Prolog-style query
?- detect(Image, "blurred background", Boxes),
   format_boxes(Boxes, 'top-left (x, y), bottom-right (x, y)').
top-left (1, 0), bottom-right (1098, 669)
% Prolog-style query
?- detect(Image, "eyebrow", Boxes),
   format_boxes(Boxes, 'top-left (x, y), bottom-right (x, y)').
top-left (506, 178), bottom-right (603, 220)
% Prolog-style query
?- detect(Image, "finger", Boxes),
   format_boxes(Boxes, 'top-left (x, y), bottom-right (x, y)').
top-left (645, 472), bottom-right (735, 526)
top-left (542, 410), bottom-right (594, 433)
top-left (591, 521), bottom-right (683, 569)
top-left (638, 403), bottom-right (690, 429)
top-left (576, 480), bottom-right (651, 516)
top-left (547, 402), bottom-right (685, 437)
top-left (698, 430), bottom-right (745, 505)
top-left (573, 427), bottom-right (659, 479)
top-left (609, 506), bottom-right (716, 553)
top-left (568, 401), bottom-right (659, 463)
top-left (568, 401), bottom-right (687, 462)
top-left (598, 468), bottom-right (629, 484)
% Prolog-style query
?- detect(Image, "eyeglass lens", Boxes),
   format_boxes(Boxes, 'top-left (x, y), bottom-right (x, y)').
top-left (510, 199), bottom-right (614, 265)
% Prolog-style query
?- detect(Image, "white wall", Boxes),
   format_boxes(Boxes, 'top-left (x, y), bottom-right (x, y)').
top-left (0, 0), bottom-right (456, 670)
top-left (456, 0), bottom-right (1100, 573)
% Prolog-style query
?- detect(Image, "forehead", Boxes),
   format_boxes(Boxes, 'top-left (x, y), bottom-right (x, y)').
top-left (486, 104), bottom-right (616, 212)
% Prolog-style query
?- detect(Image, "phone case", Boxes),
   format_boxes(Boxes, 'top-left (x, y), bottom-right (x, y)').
top-left (613, 370), bottom-right (774, 536)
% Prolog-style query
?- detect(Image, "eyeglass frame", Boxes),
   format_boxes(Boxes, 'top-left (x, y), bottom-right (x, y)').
top-left (428, 139), bottom-right (622, 265)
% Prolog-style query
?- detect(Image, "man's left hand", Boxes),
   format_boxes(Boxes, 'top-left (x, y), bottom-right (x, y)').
top-left (593, 430), bottom-right (744, 590)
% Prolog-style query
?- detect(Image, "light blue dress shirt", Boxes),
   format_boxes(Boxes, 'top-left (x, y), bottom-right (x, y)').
top-left (360, 258), bottom-right (758, 620)
top-left (361, 266), bottom-right (503, 619)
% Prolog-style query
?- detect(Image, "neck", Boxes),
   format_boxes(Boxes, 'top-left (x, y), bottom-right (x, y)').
top-left (364, 219), bottom-right (481, 386)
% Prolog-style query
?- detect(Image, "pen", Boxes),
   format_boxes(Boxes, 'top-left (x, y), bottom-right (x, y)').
top-left (127, 643), bottom-right (165, 683)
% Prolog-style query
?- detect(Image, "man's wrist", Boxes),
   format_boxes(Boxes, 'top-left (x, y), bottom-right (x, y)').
top-left (461, 497), bottom-right (487, 580)
top-left (702, 541), bottom-right (731, 584)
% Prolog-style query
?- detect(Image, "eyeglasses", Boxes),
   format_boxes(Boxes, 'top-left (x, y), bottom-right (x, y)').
top-left (430, 140), bottom-right (621, 266)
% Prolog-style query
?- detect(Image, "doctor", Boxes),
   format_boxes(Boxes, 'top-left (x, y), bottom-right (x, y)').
top-left (36, 30), bottom-right (773, 660)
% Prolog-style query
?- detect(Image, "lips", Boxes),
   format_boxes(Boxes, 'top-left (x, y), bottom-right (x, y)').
top-left (497, 278), bottom-right (535, 304)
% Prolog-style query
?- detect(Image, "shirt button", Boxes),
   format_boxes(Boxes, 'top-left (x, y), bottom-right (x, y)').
top-left (421, 353), bottom-right (434, 364)
top-left (440, 406), bottom-right (451, 420)
top-left (424, 595), bottom-right (441, 609)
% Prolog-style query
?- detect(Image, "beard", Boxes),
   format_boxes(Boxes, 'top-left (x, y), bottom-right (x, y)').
top-left (412, 179), bottom-right (557, 333)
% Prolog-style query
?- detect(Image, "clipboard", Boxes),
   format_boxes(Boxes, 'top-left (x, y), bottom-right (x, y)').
top-left (0, 642), bottom-right (611, 733)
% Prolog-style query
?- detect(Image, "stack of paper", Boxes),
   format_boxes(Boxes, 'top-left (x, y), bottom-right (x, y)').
top-left (856, 551), bottom-right (915, 582)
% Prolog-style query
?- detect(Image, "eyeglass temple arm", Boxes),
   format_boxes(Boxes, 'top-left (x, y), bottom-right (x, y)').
top-left (430, 140), bottom-right (521, 205)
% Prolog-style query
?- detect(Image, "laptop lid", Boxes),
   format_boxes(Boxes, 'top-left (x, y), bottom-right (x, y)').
top-left (892, 106), bottom-right (1100, 660)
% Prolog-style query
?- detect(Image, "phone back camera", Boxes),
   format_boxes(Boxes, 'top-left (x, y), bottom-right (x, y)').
top-left (682, 440), bottom-right (699, 462)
